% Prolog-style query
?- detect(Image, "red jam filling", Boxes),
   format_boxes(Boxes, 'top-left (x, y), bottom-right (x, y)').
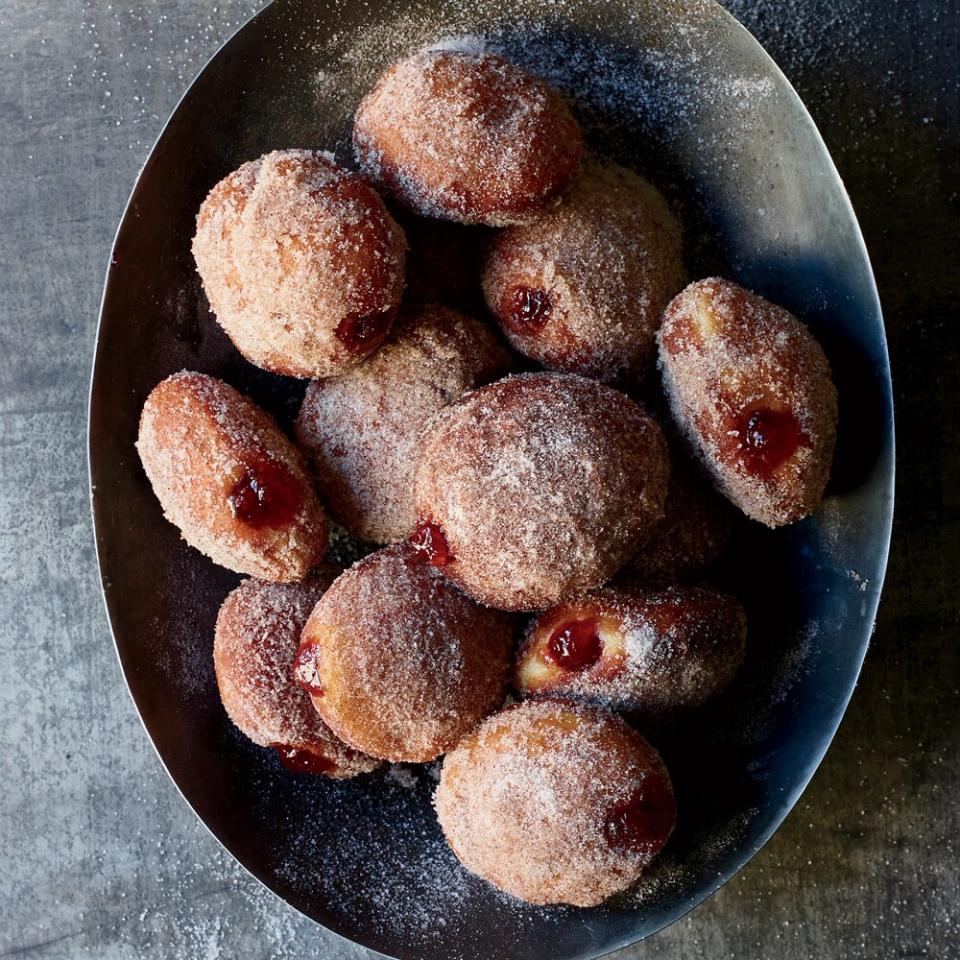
top-left (227, 457), bottom-right (303, 529)
top-left (507, 286), bottom-right (552, 335)
top-left (733, 406), bottom-right (808, 479)
top-left (545, 618), bottom-right (602, 672)
top-left (271, 744), bottom-right (336, 775)
top-left (292, 641), bottom-right (324, 697)
top-left (409, 519), bottom-right (453, 567)
top-left (334, 309), bottom-right (392, 355)
top-left (604, 780), bottom-right (676, 856)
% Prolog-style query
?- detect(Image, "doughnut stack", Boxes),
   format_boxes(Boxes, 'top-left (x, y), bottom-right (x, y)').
top-left (137, 46), bottom-right (838, 908)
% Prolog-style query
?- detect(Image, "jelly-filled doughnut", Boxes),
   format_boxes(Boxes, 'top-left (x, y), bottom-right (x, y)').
top-left (658, 278), bottom-right (838, 526)
top-left (354, 50), bottom-right (582, 226)
top-left (193, 149), bottom-right (406, 378)
top-left (619, 457), bottom-right (734, 584)
top-left (482, 162), bottom-right (684, 382)
top-left (214, 569), bottom-right (379, 778)
top-left (515, 586), bottom-right (746, 715)
top-left (136, 371), bottom-right (326, 581)
top-left (295, 543), bottom-right (515, 762)
top-left (295, 305), bottom-right (511, 543)
top-left (412, 373), bottom-right (670, 611)
top-left (435, 699), bottom-right (675, 906)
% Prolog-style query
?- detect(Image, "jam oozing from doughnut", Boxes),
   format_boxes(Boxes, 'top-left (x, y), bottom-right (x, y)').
top-left (409, 518), bottom-right (453, 566)
top-left (507, 286), bottom-right (552, 334)
top-left (545, 618), bottom-right (602, 672)
top-left (735, 406), bottom-right (808, 479)
top-left (604, 780), bottom-right (675, 855)
top-left (272, 744), bottom-right (336, 775)
top-left (335, 309), bottom-right (392, 355)
top-left (292, 641), bottom-right (324, 697)
top-left (227, 457), bottom-right (303, 529)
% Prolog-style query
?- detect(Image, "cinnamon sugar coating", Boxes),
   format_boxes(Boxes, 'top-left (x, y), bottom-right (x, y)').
top-left (354, 50), bottom-right (582, 226)
top-left (295, 304), bottom-right (511, 543)
top-left (482, 162), bottom-right (684, 382)
top-left (515, 585), bottom-right (746, 715)
top-left (435, 699), bottom-right (675, 906)
top-left (619, 455), bottom-right (734, 584)
top-left (214, 570), bottom-right (380, 778)
top-left (192, 149), bottom-right (406, 378)
top-left (658, 278), bottom-right (838, 526)
top-left (136, 371), bottom-right (327, 582)
top-left (297, 543), bottom-right (515, 763)
top-left (413, 373), bottom-right (670, 611)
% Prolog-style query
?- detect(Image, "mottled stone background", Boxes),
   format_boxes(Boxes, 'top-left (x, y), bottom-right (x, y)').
top-left (0, 0), bottom-right (956, 957)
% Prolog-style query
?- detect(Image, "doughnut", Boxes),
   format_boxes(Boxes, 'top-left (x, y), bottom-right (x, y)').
top-left (514, 586), bottom-right (746, 715)
top-left (214, 569), bottom-right (379, 777)
top-left (482, 162), bottom-right (684, 382)
top-left (294, 542), bottom-right (515, 762)
top-left (353, 50), bottom-right (582, 226)
top-left (136, 371), bottom-right (326, 581)
top-left (295, 304), bottom-right (511, 543)
top-left (434, 699), bottom-right (675, 906)
top-left (192, 149), bottom-right (406, 378)
top-left (618, 456), bottom-right (734, 584)
top-left (658, 278), bottom-right (838, 526)
top-left (411, 372), bottom-right (670, 611)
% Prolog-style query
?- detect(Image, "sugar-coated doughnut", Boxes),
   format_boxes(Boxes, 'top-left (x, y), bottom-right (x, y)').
top-left (435, 699), bottom-right (675, 906)
top-left (515, 586), bottom-right (746, 715)
top-left (354, 50), bottom-right (582, 226)
top-left (482, 162), bottom-right (684, 382)
top-left (411, 372), bottom-right (670, 611)
top-left (214, 569), bottom-right (379, 777)
top-left (619, 456), bottom-right (734, 584)
top-left (295, 305), bottom-right (511, 543)
top-left (658, 278), bottom-right (838, 526)
top-left (136, 371), bottom-right (326, 581)
top-left (294, 543), bottom-right (515, 762)
top-left (193, 149), bottom-right (406, 378)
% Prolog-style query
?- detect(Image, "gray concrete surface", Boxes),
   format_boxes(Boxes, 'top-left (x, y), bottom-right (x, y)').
top-left (1, 0), bottom-right (957, 957)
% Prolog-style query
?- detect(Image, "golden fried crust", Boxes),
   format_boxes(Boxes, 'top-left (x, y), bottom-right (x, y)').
top-left (295, 304), bottom-right (511, 543)
top-left (515, 585), bottom-right (746, 715)
top-left (214, 570), bottom-right (380, 778)
top-left (413, 373), bottom-right (670, 611)
top-left (298, 543), bottom-right (515, 762)
top-left (136, 371), bottom-right (327, 581)
top-left (193, 149), bottom-right (406, 378)
top-left (354, 50), bottom-right (582, 226)
top-left (435, 699), bottom-right (675, 906)
top-left (482, 162), bottom-right (685, 382)
top-left (658, 278), bottom-right (838, 526)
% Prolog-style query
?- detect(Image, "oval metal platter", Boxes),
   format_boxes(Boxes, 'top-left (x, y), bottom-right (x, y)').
top-left (89, 0), bottom-right (894, 957)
